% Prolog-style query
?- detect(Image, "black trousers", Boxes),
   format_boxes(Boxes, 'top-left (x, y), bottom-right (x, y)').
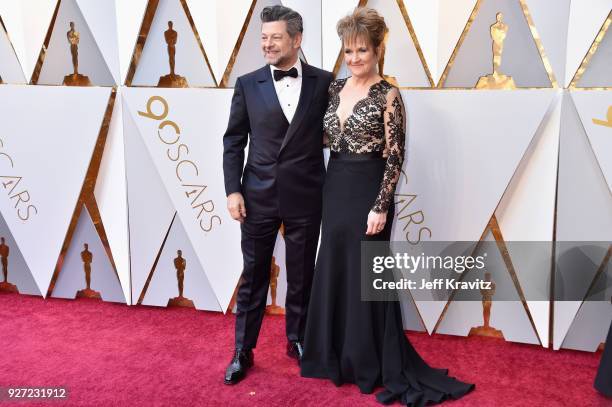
top-left (235, 211), bottom-right (321, 350)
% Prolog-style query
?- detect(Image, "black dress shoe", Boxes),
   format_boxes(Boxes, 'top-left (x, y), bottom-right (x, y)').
top-left (224, 349), bottom-right (254, 385)
top-left (287, 341), bottom-right (304, 363)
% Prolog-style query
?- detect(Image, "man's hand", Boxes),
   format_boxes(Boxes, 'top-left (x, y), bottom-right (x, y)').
top-left (227, 192), bottom-right (246, 223)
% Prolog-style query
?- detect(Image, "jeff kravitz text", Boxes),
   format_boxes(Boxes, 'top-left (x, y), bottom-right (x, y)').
top-left (371, 252), bottom-right (493, 291)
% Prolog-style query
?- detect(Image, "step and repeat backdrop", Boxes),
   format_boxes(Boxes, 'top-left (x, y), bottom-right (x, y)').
top-left (0, 0), bottom-right (610, 352)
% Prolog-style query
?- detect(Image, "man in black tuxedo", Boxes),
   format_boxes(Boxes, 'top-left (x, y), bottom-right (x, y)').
top-left (222, 5), bottom-right (333, 384)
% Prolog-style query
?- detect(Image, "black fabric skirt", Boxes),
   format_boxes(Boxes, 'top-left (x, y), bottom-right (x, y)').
top-left (595, 321), bottom-right (612, 396)
top-left (301, 153), bottom-right (474, 406)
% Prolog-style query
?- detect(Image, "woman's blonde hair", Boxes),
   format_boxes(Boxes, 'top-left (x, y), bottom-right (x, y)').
top-left (336, 7), bottom-right (388, 51)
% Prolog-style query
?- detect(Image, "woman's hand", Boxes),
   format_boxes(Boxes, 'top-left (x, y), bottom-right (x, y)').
top-left (366, 210), bottom-right (387, 235)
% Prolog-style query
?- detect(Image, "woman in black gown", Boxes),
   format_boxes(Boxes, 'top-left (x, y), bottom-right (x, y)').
top-left (595, 321), bottom-right (611, 396)
top-left (300, 7), bottom-right (474, 406)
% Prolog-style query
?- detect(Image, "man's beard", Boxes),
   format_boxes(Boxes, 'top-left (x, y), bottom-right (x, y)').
top-left (265, 51), bottom-right (289, 67)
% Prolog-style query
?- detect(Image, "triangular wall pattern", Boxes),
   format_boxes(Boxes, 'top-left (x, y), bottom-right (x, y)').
top-left (51, 206), bottom-right (125, 303)
top-left (141, 213), bottom-right (221, 311)
top-left (132, 0), bottom-right (215, 87)
top-left (37, 0), bottom-right (115, 85)
top-left (0, 85), bottom-right (110, 297)
top-left (441, 0), bottom-right (552, 88)
top-left (122, 88), bottom-right (242, 311)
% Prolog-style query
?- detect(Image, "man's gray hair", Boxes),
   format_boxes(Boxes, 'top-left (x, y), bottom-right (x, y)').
top-left (260, 5), bottom-right (303, 37)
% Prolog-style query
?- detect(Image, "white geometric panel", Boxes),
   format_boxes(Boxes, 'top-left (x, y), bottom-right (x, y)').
top-left (436, 231), bottom-right (540, 345)
top-left (565, 1), bottom-right (612, 87)
top-left (496, 90), bottom-right (561, 241)
top-left (553, 300), bottom-right (583, 350)
top-left (51, 206), bottom-right (125, 303)
top-left (132, 0), bottom-right (215, 87)
top-left (114, 0), bottom-right (148, 85)
top-left (122, 88), bottom-right (242, 312)
top-left (141, 214), bottom-right (221, 312)
top-left (554, 92), bottom-right (612, 349)
top-left (554, 244), bottom-right (610, 350)
top-left (321, 0), bottom-right (359, 72)
top-left (391, 89), bottom-right (556, 332)
top-left (557, 92), bottom-right (612, 242)
top-left (393, 89), bottom-right (556, 243)
top-left (442, 0), bottom-right (551, 88)
top-left (436, 0), bottom-right (478, 85)
top-left (224, 0), bottom-right (282, 88)
top-left (572, 90), bottom-right (612, 192)
top-left (75, 0), bottom-right (121, 84)
top-left (435, 301), bottom-right (482, 337)
top-left (562, 300), bottom-right (612, 352)
top-left (94, 88), bottom-right (131, 304)
top-left (524, 0), bottom-right (571, 89)
top-left (0, 85), bottom-right (111, 297)
top-left (186, 0), bottom-right (252, 83)
top-left (576, 14), bottom-right (612, 88)
top-left (494, 90), bottom-right (562, 345)
top-left (0, 16), bottom-right (26, 83)
top-left (37, 0), bottom-right (115, 86)
top-left (282, 0), bottom-right (323, 68)
top-left (402, 0), bottom-right (438, 81)
top-left (437, 299), bottom-right (540, 344)
top-left (402, 0), bottom-right (479, 85)
top-left (122, 96), bottom-right (176, 302)
top-left (0, 213), bottom-right (40, 296)
top-left (398, 289), bottom-right (426, 332)
top-left (0, 0), bottom-right (57, 82)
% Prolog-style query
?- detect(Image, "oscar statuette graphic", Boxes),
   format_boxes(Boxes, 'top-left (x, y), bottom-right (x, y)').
top-left (266, 224), bottom-right (285, 315)
top-left (168, 250), bottom-right (195, 308)
top-left (62, 22), bottom-right (92, 86)
top-left (158, 21), bottom-right (189, 88)
top-left (0, 237), bottom-right (17, 293)
top-left (265, 256), bottom-right (283, 315)
top-left (469, 272), bottom-right (503, 338)
top-left (377, 32), bottom-right (399, 88)
top-left (76, 243), bottom-right (102, 299)
top-left (475, 13), bottom-right (516, 90)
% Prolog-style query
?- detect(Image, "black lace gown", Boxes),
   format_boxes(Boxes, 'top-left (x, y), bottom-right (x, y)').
top-left (300, 78), bottom-right (474, 406)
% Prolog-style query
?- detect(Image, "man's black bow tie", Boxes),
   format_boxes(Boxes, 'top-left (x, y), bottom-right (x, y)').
top-left (273, 67), bottom-right (298, 81)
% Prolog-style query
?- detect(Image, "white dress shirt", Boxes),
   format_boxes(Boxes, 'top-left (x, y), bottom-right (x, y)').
top-left (270, 59), bottom-right (302, 123)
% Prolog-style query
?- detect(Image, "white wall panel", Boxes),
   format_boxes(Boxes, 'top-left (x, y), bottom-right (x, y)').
top-left (0, 85), bottom-right (111, 296)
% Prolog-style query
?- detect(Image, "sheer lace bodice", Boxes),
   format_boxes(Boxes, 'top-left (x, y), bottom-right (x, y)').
top-left (324, 78), bottom-right (406, 213)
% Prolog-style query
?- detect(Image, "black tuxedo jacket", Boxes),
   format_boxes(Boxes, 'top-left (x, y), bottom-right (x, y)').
top-left (223, 63), bottom-right (334, 218)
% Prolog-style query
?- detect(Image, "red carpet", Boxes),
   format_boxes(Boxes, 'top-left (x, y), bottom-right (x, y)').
top-left (0, 292), bottom-right (607, 406)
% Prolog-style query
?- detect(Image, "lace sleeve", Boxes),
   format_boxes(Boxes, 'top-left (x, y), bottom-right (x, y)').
top-left (371, 87), bottom-right (406, 213)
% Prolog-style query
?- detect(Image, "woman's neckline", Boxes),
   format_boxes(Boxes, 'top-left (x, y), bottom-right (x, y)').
top-left (335, 77), bottom-right (387, 133)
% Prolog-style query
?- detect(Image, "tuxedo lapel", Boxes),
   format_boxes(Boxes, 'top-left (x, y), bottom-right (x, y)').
top-left (280, 63), bottom-right (318, 152)
top-left (256, 67), bottom-right (289, 126)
